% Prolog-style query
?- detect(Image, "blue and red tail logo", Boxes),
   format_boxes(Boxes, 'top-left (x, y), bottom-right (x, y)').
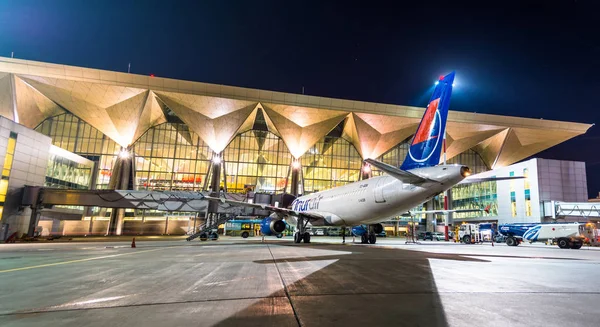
top-left (400, 72), bottom-right (454, 171)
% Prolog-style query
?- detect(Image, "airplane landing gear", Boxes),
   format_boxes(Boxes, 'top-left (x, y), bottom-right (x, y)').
top-left (360, 233), bottom-right (377, 244)
top-left (361, 234), bottom-right (368, 244)
top-left (294, 216), bottom-right (311, 244)
top-left (368, 234), bottom-right (376, 244)
top-left (366, 224), bottom-right (379, 244)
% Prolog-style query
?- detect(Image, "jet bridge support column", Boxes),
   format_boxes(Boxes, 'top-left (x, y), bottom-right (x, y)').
top-left (426, 200), bottom-right (435, 233)
top-left (107, 148), bottom-right (134, 236)
top-left (206, 153), bottom-right (223, 230)
top-left (290, 159), bottom-right (301, 196)
top-left (445, 189), bottom-right (454, 241)
top-left (361, 161), bottom-right (372, 180)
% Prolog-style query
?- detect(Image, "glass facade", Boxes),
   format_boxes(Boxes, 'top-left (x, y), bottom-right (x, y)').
top-left (443, 150), bottom-right (495, 219)
top-left (224, 130), bottom-right (291, 193)
top-left (447, 149), bottom-right (489, 174)
top-left (379, 138), bottom-right (411, 167)
top-left (132, 123), bottom-right (212, 191)
top-left (451, 181), bottom-right (498, 219)
top-left (301, 136), bottom-right (362, 193)
top-left (35, 113), bottom-right (503, 222)
top-left (35, 113), bottom-right (121, 189)
top-left (45, 147), bottom-right (93, 190)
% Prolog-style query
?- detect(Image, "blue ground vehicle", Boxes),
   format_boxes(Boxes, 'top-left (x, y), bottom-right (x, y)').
top-left (498, 223), bottom-right (585, 249)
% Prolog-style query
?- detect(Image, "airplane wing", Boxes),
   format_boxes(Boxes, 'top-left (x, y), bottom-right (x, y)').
top-left (202, 195), bottom-right (325, 221)
top-left (409, 208), bottom-right (489, 216)
top-left (364, 158), bottom-right (439, 184)
top-left (458, 175), bottom-right (524, 184)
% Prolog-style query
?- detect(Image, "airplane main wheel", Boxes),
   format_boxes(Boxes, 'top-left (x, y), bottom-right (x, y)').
top-left (276, 234), bottom-right (283, 239)
top-left (294, 233), bottom-right (302, 243)
top-left (368, 234), bottom-right (376, 244)
top-left (361, 234), bottom-right (368, 244)
top-left (303, 232), bottom-right (311, 243)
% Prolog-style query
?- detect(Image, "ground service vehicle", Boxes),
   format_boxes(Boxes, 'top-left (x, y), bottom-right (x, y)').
top-left (498, 223), bottom-right (585, 249)
top-left (458, 223), bottom-right (497, 243)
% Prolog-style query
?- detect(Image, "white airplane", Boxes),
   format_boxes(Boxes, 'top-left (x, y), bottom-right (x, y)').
top-left (207, 72), bottom-right (519, 244)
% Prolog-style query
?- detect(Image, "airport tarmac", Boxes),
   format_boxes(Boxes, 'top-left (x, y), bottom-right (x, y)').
top-left (1, 237), bottom-right (599, 326)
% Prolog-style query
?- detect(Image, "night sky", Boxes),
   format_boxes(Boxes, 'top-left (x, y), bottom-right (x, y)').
top-left (1, 0), bottom-right (598, 196)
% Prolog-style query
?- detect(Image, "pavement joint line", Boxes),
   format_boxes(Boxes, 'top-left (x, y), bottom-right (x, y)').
top-left (3, 291), bottom-right (600, 317)
top-left (0, 295), bottom-right (290, 316)
top-left (266, 243), bottom-right (302, 327)
top-left (0, 247), bottom-right (176, 274)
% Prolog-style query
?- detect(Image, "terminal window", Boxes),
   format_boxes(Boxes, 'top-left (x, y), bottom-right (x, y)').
top-left (510, 171), bottom-right (517, 217)
top-left (524, 168), bottom-right (531, 216)
top-left (0, 132), bottom-right (18, 218)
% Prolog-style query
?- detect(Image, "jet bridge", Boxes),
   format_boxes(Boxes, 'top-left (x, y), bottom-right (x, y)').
top-left (542, 201), bottom-right (600, 220)
top-left (21, 186), bottom-right (250, 212)
top-left (19, 186), bottom-right (248, 237)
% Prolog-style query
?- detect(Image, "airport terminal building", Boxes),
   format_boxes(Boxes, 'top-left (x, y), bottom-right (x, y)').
top-left (0, 57), bottom-right (593, 238)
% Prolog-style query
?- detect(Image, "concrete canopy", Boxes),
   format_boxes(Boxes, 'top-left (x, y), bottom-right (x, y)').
top-left (19, 75), bottom-right (151, 147)
top-left (344, 113), bottom-right (420, 159)
top-left (261, 103), bottom-right (348, 159)
top-left (154, 92), bottom-right (257, 153)
top-left (0, 56), bottom-right (592, 168)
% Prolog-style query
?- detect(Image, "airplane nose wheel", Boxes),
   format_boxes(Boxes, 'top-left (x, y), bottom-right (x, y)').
top-left (294, 217), bottom-right (311, 243)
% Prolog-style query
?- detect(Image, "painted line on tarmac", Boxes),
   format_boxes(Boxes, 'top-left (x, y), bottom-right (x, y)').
top-left (0, 247), bottom-right (170, 274)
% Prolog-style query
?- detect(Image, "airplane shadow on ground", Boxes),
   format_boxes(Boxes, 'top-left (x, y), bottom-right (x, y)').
top-left (214, 242), bottom-right (490, 327)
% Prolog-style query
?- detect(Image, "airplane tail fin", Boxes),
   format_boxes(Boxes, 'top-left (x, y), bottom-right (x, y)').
top-left (400, 71), bottom-right (455, 170)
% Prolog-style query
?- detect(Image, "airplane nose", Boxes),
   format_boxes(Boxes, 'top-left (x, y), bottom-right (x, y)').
top-left (460, 166), bottom-right (471, 177)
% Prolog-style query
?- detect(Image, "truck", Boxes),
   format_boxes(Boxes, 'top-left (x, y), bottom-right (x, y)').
top-left (498, 223), bottom-right (586, 249)
top-left (458, 223), bottom-right (496, 244)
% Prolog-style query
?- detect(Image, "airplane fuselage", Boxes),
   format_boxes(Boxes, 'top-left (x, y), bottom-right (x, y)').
top-left (289, 165), bottom-right (467, 226)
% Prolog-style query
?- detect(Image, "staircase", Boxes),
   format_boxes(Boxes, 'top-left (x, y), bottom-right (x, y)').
top-left (186, 213), bottom-right (234, 241)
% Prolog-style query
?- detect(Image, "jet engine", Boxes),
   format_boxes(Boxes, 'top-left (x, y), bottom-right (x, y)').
top-left (260, 217), bottom-right (287, 236)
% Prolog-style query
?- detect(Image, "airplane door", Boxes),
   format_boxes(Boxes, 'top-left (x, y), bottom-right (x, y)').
top-left (375, 177), bottom-right (386, 203)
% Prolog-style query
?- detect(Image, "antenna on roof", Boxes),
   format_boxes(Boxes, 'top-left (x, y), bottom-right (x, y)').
top-left (128, 63), bottom-right (131, 73)
top-left (302, 86), bottom-right (305, 95)
top-left (11, 52), bottom-right (14, 58)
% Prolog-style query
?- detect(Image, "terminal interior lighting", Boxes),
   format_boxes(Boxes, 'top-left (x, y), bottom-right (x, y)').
top-left (363, 163), bottom-right (372, 174)
top-left (291, 160), bottom-right (301, 170)
top-left (119, 149), bottom-right (130, 159)
top-left (212, 155), bottom-right (222, 164)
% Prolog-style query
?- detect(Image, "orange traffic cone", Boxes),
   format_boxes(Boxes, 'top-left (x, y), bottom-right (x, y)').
top-left (131, 237), bottom-right (136, 248)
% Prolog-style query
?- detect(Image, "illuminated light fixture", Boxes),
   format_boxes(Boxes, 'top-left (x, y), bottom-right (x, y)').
top-left (291, 160), bottom-right (301, 170)
top-left (452, 83), bottom-right (455, 87)
top-left (119, 149), bottom-right (130, 159)
top-left (212, 155), bottom-right (222, 164)
top-left (363, 163), bottom-right (372, 174)
top-left (434, 81), bottom-right (439, 85)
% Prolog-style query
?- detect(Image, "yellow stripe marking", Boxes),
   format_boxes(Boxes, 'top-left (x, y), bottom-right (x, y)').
top-left (0, 248), bottom-right (167, 274)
